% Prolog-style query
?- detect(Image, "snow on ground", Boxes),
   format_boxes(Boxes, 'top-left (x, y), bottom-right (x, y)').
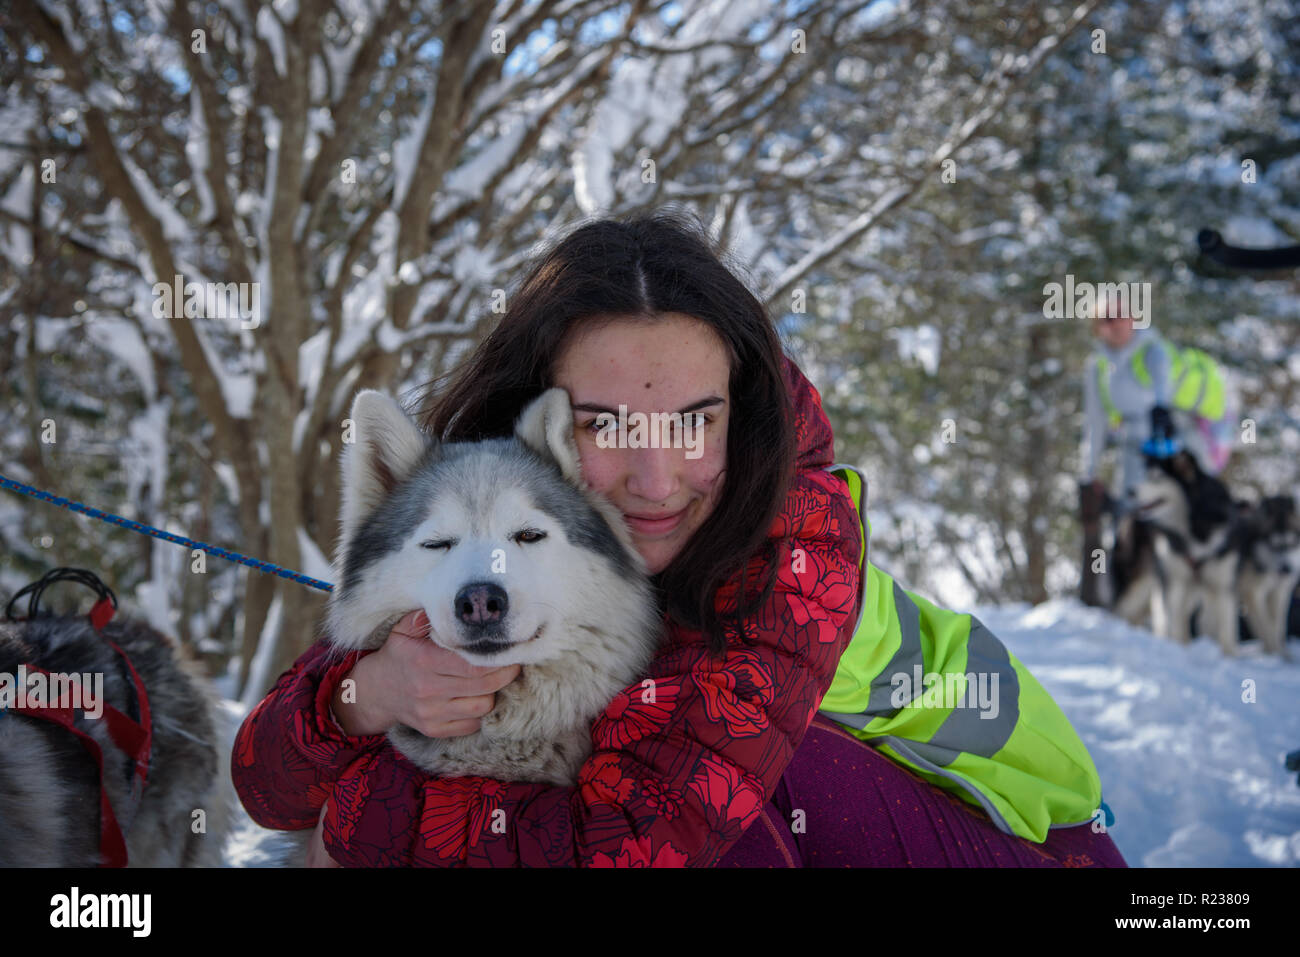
top-left (216, 600), bottom-right (1300, 867)
top-left (971, 599), bottom-right (1300, 868)
top-left (214, 697), bottom-right (299, 868)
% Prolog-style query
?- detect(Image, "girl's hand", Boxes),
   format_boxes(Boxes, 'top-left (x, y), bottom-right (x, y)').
top-left (330, 609), bottom-right (521, 738)
top-left (306, 802), bottom-right (340, 868)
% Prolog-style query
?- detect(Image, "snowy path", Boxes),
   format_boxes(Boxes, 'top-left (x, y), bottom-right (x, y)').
top-left (973, 600), bottom-right (1300, 867)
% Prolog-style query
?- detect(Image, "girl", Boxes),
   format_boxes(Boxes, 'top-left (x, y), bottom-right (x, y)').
top-left (233, 208), bottom-right (1126, 867)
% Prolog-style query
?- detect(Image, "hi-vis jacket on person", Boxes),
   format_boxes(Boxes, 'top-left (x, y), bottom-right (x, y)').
top-left (1096, 338), bottom-right (1225, 428)
top-left (820, 466), bottom-right (1103, 844)
top-left (233, 355), bottom-right (1105, 865)
top-left (1082, 326), bottom-right (1228, 492)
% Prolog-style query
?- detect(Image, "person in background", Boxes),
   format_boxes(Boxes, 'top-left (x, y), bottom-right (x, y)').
top-left (1078, 295), bottom-right (1235, 605)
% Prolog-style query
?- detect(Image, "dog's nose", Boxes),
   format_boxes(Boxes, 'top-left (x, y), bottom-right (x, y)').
top-left (454, 582), bottom-right (509, 625)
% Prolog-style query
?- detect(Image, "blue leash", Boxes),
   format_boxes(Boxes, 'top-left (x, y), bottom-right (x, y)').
top-left (0, 473), bottom-right (334, 593)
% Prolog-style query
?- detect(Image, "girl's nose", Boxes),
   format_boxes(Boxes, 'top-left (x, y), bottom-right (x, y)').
top-left (626, 446), bottom-right (679, 502)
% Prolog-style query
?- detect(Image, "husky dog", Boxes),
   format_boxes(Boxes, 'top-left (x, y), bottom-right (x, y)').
top-left (0, 614), bottom-right (228, 867)
top-left (1123, 450), bottom-right (1246, 654)
top-left (1237, 495), bottom-right (1300, 660)
top-left (1109, 509), bottom-right (1158, 625)
top-left (324, 387), bottom-right (661, 786)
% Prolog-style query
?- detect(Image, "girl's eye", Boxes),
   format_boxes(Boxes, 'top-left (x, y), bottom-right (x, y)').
top-left (671, 413), bottom-right (710, 435)
top-left (515, 529), bottom-right (547, 544)
top-left (585, 416), bottom-right (712, 434)
top-left (421, 539), bottom-right (453, 550)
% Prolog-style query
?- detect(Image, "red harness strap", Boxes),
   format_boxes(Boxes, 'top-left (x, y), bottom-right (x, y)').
top-left (8, 597), bottom-right (152, 867)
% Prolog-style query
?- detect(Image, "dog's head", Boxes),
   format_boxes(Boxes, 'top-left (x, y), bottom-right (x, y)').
top-left (326, 389), bottom-right (653, 665)
top-left (1133, 450), bottom-right (1234, 540)
top-left (1247, 494), bottom-right (1300, 573)
top-left (1132, 451), bottom-right (1196, 529)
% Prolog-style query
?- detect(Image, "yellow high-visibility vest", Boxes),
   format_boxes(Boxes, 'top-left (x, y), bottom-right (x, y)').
top-left (821, 464), bottom-right (1106, 843)
top-left (1097, 340), bottom-right (1226, 429)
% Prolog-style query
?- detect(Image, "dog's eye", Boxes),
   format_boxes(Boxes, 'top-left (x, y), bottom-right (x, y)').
top-left (514, 529), bottom-right (547, 544)
top-left (421, 539), bottom-right (454, 550)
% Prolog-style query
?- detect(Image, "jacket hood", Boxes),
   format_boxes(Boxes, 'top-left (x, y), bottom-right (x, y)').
top-left (782, 352), bottom-right (836, 473)
top-left (705, 354), bottom-right (848, 616)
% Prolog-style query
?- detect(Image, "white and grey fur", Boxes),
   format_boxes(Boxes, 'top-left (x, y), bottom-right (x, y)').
top-left (0, 616), bottom-right (229, 867)
top-left (1114, 468), bottom-right (1300, 659)
top-left (325, 387), bottom-right (661, 786)
top-left (1120, 451), bottom-right (1245, 654)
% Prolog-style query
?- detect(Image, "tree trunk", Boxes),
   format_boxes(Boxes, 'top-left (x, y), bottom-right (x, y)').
top-left (1023, 321), bottom-right (1050, 604)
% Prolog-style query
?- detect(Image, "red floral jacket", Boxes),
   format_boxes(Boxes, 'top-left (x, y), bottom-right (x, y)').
top-left (231, 354), bottom-right (863, 866)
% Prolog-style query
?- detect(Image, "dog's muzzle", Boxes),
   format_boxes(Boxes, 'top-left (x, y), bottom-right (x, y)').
top-left (452, 581), bottom-right (516, 656)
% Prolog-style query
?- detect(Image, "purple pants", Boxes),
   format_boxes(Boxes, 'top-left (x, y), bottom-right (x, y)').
top-left (716, 715), bottom-right (1127, 867)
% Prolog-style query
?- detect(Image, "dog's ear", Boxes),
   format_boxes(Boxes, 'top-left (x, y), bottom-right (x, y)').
top-left (338, 390), bottom-right (433, 541)
top-left (515, 388), bottom-right (584, 486)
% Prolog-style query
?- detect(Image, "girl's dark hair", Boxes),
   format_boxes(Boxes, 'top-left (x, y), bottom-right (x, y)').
top-left (415, 206), bottom-right (796, 655)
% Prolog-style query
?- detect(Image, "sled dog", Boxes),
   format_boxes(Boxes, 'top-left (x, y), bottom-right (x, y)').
top-left (1121, 451), bottom-right (1245, 653)
top-left (0, 614), bottom-right (228, 867)
top-left (1237, 494), bottom-right (1300, 660)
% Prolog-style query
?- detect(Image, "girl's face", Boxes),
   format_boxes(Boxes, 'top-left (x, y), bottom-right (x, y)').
top-left (552, 313), bottom-right (730, 575)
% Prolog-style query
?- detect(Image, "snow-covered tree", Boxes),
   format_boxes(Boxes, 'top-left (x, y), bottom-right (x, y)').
top-left (800, 0), bottom-right (1300, 605)
top-left (1, 0), bottom-right (1112, 692)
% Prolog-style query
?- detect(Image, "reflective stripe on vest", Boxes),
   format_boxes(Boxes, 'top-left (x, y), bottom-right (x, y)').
top-left (1095, 355), bottom-right (1123, 429)
top-left (1096, 340), bottom-right (1226, 428)
top-left (820, 465), bottom-right (1104, 842)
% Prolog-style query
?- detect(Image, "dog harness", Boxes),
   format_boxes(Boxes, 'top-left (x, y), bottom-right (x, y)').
top-left (820, 466), bottom-right (1106, 843)
top-left (3, 569), bottom-right (153, 868)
